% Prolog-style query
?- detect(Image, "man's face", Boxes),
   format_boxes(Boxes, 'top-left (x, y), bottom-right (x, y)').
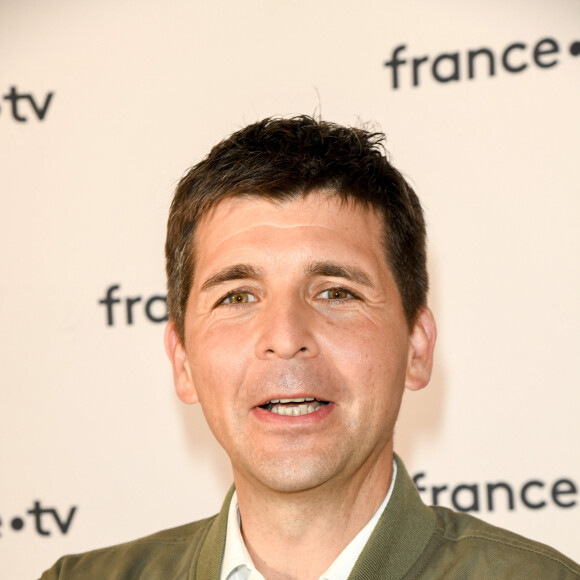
top-left (166, 192), bottom-right (435, 493)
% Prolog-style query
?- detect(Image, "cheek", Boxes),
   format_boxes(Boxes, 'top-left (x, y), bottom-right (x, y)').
top-left (187, 324), bottom-right (255, 447)
top-left (189, 322), bottom-right (254, 400)
top-left (320, 316), bottom-right (409, 392)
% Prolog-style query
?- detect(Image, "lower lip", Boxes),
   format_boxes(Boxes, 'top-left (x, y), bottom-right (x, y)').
top-left (252, 403), bottom-right (335, 425)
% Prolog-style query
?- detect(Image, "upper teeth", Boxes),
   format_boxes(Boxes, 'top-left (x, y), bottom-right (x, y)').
top-left (268, 397), bottom-right (315, 403)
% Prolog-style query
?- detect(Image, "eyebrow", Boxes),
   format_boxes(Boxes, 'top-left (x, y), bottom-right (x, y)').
top-left (200, 264), bottom-right (264, 293)
top-left (305, 261), bottom-right (373, 287)
top-left (200, 260), bottom-right (373, 293)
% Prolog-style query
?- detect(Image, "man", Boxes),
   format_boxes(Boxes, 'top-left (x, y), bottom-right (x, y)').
top-left (42, 116), bottom-right (579, 579)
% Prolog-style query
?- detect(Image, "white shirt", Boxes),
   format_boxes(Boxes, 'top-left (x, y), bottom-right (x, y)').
top-left (220, 460), bottom-right (397, 580)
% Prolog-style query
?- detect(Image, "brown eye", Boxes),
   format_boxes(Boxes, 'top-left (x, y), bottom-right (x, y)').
top-left (222, 291), bottom-right (257, 305)
top-left (230, 293), bottom-right (249, 303)
top-left (330, 289), bottom-right (348, 300)
top-left (318, 288), bottom-right (352, 300)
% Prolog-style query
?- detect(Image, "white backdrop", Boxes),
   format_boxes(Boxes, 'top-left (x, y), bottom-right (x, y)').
top-left (1, 1), bottom-right (579, 578)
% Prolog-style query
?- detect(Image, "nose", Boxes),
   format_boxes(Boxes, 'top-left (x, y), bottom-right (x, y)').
top-left (254, 294), bottom-right (319, 360)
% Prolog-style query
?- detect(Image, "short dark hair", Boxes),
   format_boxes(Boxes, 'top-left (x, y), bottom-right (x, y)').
top-left (166, 115), bottom-right (428, 341)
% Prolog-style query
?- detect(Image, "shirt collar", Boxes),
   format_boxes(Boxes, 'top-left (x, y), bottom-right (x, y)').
top-left (220, 460), bottom-right (397, 580)
top-left (220, 490), bottom-right (263, 580)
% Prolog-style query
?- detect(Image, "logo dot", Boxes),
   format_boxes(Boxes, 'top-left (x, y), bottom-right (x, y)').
top-left (570, 41), bottom-right (580, 56)
top-left (11, 517), bottom-right (24, 531)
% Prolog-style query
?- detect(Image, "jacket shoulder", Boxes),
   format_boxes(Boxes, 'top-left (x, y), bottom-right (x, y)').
top-left (425, 506), bottom-right (580, 579)
top-left (39, 517), bottom-right (217, 580)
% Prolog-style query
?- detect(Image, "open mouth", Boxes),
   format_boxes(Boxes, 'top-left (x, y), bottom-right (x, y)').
top-left (259, 397), bottom-right (330, 416)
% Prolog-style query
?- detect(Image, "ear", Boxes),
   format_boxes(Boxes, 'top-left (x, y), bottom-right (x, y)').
top-left (405, 307), bottom-right (437, 392)
top-left (164, 320), bottom-right (199, 404)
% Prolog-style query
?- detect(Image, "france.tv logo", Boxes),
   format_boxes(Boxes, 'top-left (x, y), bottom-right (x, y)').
top-left (384, 35), bottom-right (580, 89)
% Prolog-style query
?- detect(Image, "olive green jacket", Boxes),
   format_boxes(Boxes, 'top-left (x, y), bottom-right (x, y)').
top-left (40, 455), bottom-right (579, 579)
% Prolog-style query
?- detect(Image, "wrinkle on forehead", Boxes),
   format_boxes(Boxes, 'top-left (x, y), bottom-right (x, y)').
top-left (205, 222), bottom-right (348, 252)
top-left (196, 194), bottom-right (380, 251)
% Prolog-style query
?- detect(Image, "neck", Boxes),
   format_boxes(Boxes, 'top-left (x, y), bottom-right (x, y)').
top-left (233, 449), bottom-right (394, 580)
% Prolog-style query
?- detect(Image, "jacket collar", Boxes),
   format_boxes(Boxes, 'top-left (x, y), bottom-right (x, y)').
top-left (193, 485), bottom-right (234, 579)
top-left (348, 454), bottom-right (437, 579)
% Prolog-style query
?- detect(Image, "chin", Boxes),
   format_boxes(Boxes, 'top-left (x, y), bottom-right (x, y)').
top-left (248, 454), bottom-right (341, 493)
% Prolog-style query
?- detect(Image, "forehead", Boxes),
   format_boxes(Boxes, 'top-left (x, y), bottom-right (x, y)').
top-left (192, 192), bottom-right (387, 265)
